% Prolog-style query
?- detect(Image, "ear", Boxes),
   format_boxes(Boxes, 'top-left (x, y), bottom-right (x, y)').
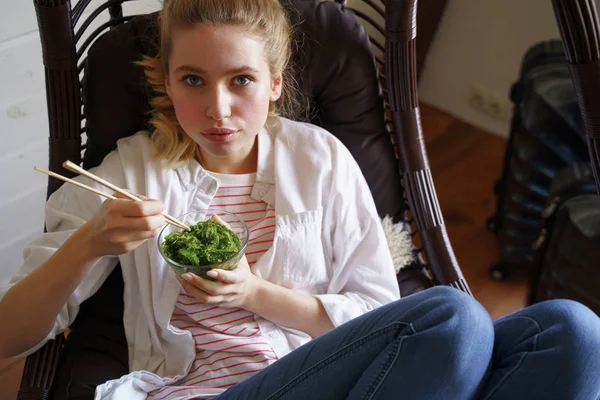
top-left (270, 73), bottom-right (283, 102)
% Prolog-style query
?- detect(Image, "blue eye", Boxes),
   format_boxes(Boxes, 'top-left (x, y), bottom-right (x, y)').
top-left (234, 76), bottom-right (252, 86)
top-left (183, 75), bottom-right (202, 86)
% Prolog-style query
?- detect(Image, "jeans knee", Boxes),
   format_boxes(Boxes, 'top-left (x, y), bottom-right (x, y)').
top-left (421, 286), bottom-right (494, 346)
top-left (538, 300), bottom-right (600, 361)
top-left (411, 286), bottom-right (494, 381)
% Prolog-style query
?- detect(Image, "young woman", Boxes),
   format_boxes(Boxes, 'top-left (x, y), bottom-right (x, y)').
top-left (1, 1), bottom-right (599, 399)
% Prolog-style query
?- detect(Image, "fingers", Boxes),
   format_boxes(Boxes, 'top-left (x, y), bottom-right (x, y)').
top-left (113, 190), bottom-right (150, 201)
top-left (210, 214), bottom-right (232, 229)
top-left (210, 214), bottom-right (224, 224)
top-left (180, 273), bottom-right (235, 296)
top-left (206, 269), bottom-right (238, 284)
top-left (123, 214), bottom-right (166, 232)
top-left (96, 193), bottom-right (166, 246)
top-left (107, 198), bottom-right (165, 217)
top-left (109, 225), bottom-right (163, 242)
top-left (177, 275), bottom-right (230, 304)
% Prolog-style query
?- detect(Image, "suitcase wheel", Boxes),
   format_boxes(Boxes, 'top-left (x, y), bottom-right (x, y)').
top-left (490, 263), bottom-right (510, 281)
top-left (486, 216), bottom-right (499, 233)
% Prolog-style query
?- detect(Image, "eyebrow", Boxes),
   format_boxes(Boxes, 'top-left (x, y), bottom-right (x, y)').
top-left (174, 65), bottom-right (260, 75)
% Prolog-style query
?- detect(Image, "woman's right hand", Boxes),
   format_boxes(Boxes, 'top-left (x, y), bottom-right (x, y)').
top-left (0, 193), bottom-right (166, 358)
top-left (77, 193), bottom-right (166, 258)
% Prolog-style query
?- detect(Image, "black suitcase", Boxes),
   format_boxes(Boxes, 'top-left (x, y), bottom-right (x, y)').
top-left (529, 163), bottom-right (600, 315)
top-left (487, 40), bottom-right (590, 280)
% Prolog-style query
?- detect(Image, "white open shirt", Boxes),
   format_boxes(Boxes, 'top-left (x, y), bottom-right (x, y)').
top-left (1, 116), bottom-right (400, 399)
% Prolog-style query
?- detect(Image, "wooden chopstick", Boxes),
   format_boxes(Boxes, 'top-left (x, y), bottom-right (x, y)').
top-left (35, 164), bottom-right (190, 231)
top-left (62, 161), bottom-right (190, 231)
top-left (35, 166), bottom-right (118, 201)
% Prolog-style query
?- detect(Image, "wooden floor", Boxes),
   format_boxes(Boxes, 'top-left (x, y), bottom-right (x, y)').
top-left (420, 104), bottom-right (528, 320)
top-left (0, 103), bottom-right (528, 399)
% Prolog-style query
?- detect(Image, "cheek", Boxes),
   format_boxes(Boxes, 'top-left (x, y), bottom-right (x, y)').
top-left (171, 96), bottom-right (203, 129)
top-left (235, 87), bottom-right (271, 125)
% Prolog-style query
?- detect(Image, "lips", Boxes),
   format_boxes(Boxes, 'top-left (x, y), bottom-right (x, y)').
top-left (202, 128), bottom-right (236, 135)
top-left (201, 128), bottom-right (237, 143)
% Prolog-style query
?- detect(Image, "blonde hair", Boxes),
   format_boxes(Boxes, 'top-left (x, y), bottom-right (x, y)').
top-left (139, 0), bottom-right (305, 167)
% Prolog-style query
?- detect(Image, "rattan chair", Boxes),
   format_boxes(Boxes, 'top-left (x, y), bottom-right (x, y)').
top-left (22, 0), bottom-right (600, 398)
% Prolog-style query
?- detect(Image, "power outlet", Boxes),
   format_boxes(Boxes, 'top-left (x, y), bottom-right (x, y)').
top-left (468, 84), bottom-right (511, 121)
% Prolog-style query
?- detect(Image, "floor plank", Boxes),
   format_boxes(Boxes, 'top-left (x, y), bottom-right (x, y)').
top-left (420, 103), bottom-right (456, 145)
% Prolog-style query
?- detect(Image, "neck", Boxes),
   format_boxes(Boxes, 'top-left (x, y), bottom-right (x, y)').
top-left (199, 139), bottom-right (258, 175)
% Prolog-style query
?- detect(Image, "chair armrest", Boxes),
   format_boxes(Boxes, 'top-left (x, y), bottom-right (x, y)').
top-left (17, 335), bottom-right (65, 400)
top-left (385, 0), bottom-right (471, 294)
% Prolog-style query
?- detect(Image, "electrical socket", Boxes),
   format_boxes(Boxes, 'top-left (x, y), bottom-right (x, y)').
top-left (468, 84), bottom-right (511, 121)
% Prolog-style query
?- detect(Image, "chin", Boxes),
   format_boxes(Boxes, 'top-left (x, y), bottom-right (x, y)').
top-left (193, 132), bottom-right (257, 162)
top-left (201, 143), bottom-right (240, 158)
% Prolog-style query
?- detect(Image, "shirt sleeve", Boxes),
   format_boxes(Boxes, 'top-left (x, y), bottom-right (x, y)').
top-left (0, 153), bottom-right (125, 357)
top-left (313, 140), bottom-right (401, 328)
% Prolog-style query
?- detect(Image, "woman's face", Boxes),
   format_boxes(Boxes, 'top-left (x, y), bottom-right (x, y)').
top-left (165, 23), bottom-right (282, 173)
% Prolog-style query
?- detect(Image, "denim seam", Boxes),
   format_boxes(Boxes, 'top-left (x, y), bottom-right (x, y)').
top-left (481, 319), bottom-right (541, 400)
top-left (362, 324), bottom-right (411, 400)
top-left (265, 322), bottom-right (414, 400)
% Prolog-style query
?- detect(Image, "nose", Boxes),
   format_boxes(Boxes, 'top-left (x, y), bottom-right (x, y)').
top-left (205, 85), bottom-right (231, 121)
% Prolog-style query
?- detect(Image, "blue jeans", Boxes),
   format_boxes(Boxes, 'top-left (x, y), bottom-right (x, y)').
top-left (211, 286), bottom-right (600, 400)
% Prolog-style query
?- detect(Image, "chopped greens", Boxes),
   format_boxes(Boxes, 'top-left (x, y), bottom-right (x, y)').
top-left (161, 219), bottom-right (242, 265)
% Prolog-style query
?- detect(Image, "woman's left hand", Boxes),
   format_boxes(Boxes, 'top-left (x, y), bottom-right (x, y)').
top-left (175, 255), bottom-right (261, 309)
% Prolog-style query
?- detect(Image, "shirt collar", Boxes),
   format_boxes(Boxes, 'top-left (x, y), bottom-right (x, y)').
top-left (251, 119), bottom-right (276, 205)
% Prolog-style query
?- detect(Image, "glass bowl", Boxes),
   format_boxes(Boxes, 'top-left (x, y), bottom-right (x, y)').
top-left (157, 209), bottom-right (249, 280)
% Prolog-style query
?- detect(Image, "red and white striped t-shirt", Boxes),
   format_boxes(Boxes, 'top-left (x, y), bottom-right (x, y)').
top-left (148, 172), bottom-right (277, 400)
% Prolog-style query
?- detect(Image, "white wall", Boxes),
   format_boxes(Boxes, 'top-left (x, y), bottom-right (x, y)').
top-left (0, 0), bottom-right (47, 284)
top-left (417, 0), bottom-right (590, 137)
top-left (347, 0), bottom-right (571, 137)
top-left (0, 0), bottom-right (161, 284)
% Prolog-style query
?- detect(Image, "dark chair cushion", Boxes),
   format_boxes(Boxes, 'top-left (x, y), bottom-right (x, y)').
top-left (54, 1), bottom-right (407, 397)
top-left (50, 266), bottom-right (128, 400)
top-left (82, 1), bottom-right (405, 221)
top-left (81, 13), bottom-right (157, 169)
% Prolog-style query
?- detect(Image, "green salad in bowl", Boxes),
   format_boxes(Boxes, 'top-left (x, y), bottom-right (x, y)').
top-left (158, 209), bottom-right (249, 279)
